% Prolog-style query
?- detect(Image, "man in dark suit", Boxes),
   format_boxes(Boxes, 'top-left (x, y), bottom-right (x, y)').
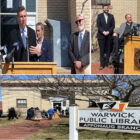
top-left (97, 5), bottom-right (115, 70)
top-left (29, 22), bottom-right (53, 62)
top-left (69, 14), bottom-right (90, 74)
top-left (7, 6), bottom-right (37, 61)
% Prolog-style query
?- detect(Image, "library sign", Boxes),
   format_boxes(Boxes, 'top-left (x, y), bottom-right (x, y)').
top-left (78, 103), bottom-right (140, 133)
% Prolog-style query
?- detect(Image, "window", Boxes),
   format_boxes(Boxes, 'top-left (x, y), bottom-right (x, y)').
top-left (26, 0), bottom-right (36, 12)
top-left (16, 99), bottom-right (27, 108)
top-left (92, 0), bottom-right (110, 6)
top-left (63, 100), bottom-right (66, 106)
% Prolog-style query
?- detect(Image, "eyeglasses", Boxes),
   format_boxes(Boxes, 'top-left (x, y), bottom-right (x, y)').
top-left (75, 19), bottom-right (84, 24)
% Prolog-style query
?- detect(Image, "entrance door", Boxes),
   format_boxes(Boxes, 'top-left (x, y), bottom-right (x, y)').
top-left (53, 102), bottom-right (61, 112)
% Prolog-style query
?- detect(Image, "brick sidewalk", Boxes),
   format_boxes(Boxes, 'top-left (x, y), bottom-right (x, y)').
top-left (92, 63), bottom-right (114, 74)
top-left (0, 118), bottom-right (61, 139)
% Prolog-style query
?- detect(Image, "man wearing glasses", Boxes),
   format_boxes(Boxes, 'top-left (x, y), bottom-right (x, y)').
top-left (69, 14), bottom-right (90, 74)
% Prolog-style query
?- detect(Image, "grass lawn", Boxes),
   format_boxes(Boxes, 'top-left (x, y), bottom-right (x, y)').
top-left (0, 117), bottom-right (26, 126)
top-left (27, 118), bottom-right (140, 140)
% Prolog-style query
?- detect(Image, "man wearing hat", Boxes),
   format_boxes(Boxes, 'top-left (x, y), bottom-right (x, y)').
top-left (69, 14), bottom-right (90, 74)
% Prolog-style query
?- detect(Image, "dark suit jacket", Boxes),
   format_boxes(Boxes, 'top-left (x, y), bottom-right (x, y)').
top-left (8, 25), bottom-right (37, 62)
top-left (38, 39), bottom-right (53, 62)
top-left (97, 13), bottom-right (115, 39)
top-left (69, 30), bottom-right (90, 74)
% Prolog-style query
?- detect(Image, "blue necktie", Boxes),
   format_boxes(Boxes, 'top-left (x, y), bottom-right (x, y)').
top-left (21, 29), bottom-right (26, 49)
top-left (79, 32), bottom-right (83, 51)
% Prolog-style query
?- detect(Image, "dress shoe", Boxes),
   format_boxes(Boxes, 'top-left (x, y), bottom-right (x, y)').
top-left (99, 66), bottom-right (104, 70)
top-left (106, 65), bottom-right (113, 69)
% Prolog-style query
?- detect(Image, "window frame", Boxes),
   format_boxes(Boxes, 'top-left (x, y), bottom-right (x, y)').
top-left (92, 0), bottom-right (111, 6)
top-left (16, 99), bottom-right (27, 108)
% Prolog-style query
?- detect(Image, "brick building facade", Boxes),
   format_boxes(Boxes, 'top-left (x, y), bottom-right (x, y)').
top-left (38, 0), bottom-right (90, 33)
top-left (92, 0), bottom-right (140, 52)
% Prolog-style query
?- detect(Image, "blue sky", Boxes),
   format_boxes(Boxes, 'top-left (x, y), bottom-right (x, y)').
top-left (0, 75), bottom-right (96, 80)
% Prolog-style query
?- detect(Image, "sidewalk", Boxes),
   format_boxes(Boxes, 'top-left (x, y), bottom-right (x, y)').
top-left (92, 63), bottom-right (114, 74)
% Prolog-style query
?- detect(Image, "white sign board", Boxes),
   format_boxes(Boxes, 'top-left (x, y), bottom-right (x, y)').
top-left (78, 109), bottom-right (140, 133)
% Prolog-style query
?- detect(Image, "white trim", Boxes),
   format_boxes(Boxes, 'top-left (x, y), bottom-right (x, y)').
top-left (0, 13), bottom-right (17, 15)
top-left (36, 0), bottom-right (38, 23)
top-left (22, 0), bottom-right (26, 7)
top-left (0, 13), bottom-right (36, 16)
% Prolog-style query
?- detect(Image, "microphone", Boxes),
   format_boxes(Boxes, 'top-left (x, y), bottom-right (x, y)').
top-left (5, 42), bottom-right (19, 62)
top-left (0, 46), bottom-right (5, 52)
top-left (131, 24), bottom-right (140, 36)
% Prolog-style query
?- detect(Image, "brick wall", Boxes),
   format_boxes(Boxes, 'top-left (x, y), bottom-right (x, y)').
top-left (38, 0), bottom-right (69, 23)
top-left (37, 0), bottom-right (69, 40)
top-left (69, 0), bottom-right (91, 33)
top-left (37, 0), bottom-right (48, 24)
top-left (91, 0), bottom-right (140, 49)
top-left (136, 0), bottom-right (140, 23)
top-left (37, 0), bottom-right (90, 33)
top-left (111, 0), bottom-right (138, 28)
top-left (92, 0), bottom-right (138, 28)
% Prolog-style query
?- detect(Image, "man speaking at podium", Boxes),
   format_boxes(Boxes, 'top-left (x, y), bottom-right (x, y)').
top-left (7, 6), bottom-right (37, 62)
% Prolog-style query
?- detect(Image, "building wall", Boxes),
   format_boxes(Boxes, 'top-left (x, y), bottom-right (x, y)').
top-left (92, 0), bottom-right (139, 28)
top-left (37, 0), bottom-right (90, 33)
top-left (137, 0), bottom-right (140, 23)
top-left (92, 0), bottom-right (140, 49)
top-left (37, 0), bottom-right (48, 24)
top-left (75, 95), bottom-right (89, 108)
top-left (2, 87), bottom-right (51, 116)
top-left (111, 0), bottom-right (138, 28)
top-left (69, 0), bottom-right (90, 33)
top-left (2, 87), bottom-right (91, 116)
top-left (38, 0), bottom-right (69, 24)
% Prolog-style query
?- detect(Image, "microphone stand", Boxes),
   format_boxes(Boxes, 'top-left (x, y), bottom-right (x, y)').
top-left (26, 36), bottom-right (29, 62)
top-left (11, 48), bottom-right (15, 72)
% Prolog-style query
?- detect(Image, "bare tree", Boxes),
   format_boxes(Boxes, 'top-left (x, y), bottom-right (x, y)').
top-left (1, 75), bottom-right (140, 105)
top-left (96, 75), bottom-right (140, 102)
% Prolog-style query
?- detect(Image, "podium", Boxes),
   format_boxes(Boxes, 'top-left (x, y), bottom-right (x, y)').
top-left (1, 62), bottom-right (57, 74)
top-left (124, 36), bottom-right (140, 74)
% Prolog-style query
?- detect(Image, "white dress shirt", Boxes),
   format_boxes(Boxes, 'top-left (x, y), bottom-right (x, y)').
top-left (104, 13), bottom-right (108, 24)
top-left (37, 37), bottom-right (44, 56)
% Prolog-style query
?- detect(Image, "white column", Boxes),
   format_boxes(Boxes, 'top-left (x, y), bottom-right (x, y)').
top-left (69, 105), bottom-right (78, 140)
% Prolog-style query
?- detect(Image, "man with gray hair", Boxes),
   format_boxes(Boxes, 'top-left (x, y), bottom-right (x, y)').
top-left (118, 14), bottom-right (137, 40)
top-left (112, 14), bottom-right (137, 62)
top-left (69, 14), bottom-right (90, 74)
top-left (29, 22), bottom-right (53, 62)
